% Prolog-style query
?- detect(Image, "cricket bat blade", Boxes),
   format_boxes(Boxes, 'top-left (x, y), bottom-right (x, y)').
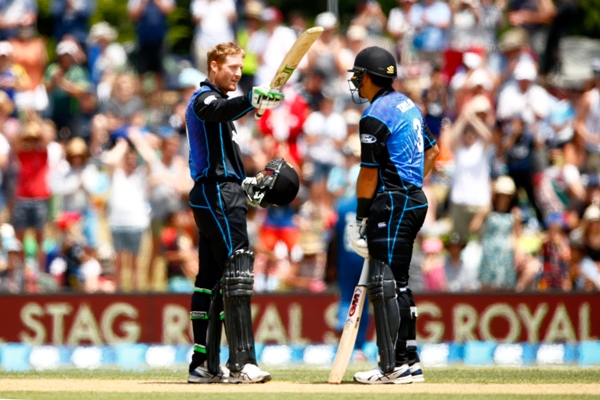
top-left (328, 259), bottom-right (369, 384)
top-left (255, 26), bottom-right (323, 119)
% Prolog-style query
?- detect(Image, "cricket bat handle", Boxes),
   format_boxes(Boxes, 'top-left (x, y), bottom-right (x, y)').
top-left (254, 106), bottom-right (266, 120)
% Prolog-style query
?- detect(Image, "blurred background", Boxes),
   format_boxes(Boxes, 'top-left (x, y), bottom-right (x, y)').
top-left (0, 0), bottom-right (599, 371)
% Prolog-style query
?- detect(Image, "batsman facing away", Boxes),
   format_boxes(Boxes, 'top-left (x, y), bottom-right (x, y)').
top-left (185, 42), bottom-right (299, 384)
top-left (343, 46), bottom-right (439, 384)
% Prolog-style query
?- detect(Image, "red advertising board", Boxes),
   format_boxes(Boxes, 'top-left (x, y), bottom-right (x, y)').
top-left (0, 293), bottom-right (597, 345)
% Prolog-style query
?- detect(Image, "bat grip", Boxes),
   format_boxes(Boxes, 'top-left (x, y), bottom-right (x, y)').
top-left (255, 107), bottom-right (266, 120)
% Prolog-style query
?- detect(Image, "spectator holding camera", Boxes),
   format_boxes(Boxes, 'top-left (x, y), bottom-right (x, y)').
top-left (44, 40), bottom-right (91, 141)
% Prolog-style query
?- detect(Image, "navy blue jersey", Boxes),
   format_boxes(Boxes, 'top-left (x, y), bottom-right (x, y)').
top-left (185, 80), bottom-right (255, 182)
top-left (359, 88), bottom-right (436, 192)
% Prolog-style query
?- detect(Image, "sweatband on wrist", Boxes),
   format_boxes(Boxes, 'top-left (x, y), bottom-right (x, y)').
top-left (356, 198), bottom-right (372, 220)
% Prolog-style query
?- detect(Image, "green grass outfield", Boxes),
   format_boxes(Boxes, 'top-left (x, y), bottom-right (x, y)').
top-left (1, 366), bottom-right (599, 400)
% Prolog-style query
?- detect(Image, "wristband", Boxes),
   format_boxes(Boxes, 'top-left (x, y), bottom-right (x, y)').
top-left (356, 197), bottom-right (372, 220)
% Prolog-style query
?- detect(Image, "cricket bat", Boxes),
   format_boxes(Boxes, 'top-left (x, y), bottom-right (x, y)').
top-left (328, 258), bottom-right (370, 384)
top-left (255, 26), bottom-right (324, 119)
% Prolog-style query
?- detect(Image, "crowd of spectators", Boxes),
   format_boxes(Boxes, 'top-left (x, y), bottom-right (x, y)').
top-left (0, 0), bottom-right (598, 295)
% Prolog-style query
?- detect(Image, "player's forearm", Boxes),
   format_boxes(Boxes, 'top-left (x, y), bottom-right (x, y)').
top-left (356, 167), bottom-right (378, 219)
top-left (194, 94), bottom-right (254, 122)
top-left (423, 144), bottom-right (439, 177)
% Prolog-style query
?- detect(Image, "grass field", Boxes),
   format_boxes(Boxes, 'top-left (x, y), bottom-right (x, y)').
top-left (1, 366), bottom-right (600, 400)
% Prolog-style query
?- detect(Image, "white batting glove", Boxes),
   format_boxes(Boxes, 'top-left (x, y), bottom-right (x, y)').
top-left (251, 85), bottom-right (284, 109)
top-left (348, 218), bottom-right (369, 258)
top-left (242, 176), bottom-right (264, 207)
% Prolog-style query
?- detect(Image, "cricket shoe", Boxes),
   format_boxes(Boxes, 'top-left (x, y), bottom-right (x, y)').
top-left (353, 364), bottom-right (412, 384)
top-left (228, 363), bottom-right (271, 384)
top-left (410, 362), bottom-right (425, 383)
top-left (188, 361), bottom-right (229, 383)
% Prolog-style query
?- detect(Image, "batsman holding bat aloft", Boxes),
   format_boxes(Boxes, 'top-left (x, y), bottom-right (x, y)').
top-left (346, 47), bottom-right (439, 384)
top-left (185, 42), bottom-right (299, 384)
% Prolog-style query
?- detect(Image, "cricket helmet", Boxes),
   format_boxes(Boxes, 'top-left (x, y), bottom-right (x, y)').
top-left (348, 46), bottom-right (398, 79)
top-left (255, 158), bottom-right (299, 207)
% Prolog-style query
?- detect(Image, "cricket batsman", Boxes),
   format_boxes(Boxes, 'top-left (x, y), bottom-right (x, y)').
top-left (185, 42), bottom-right (299, 384)
top-left (346, 46), bottom-right (439, 384)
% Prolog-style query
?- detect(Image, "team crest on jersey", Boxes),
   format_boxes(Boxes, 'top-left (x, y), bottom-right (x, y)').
top-left (360, 134), bottom-right (377, 144)
top-left (204, 95), bottom-right (217, 105)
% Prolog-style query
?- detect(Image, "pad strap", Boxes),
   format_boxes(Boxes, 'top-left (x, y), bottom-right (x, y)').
top-left (367, 258), bottom-right (399, 373)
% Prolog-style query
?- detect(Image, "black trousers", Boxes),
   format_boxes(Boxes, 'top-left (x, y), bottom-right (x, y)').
top-left (188, 181), bottom-right (249, 369)
top-left (190, 181), bottom-right (249, 285)
top-left (366, 189), bottom-right (428, 288)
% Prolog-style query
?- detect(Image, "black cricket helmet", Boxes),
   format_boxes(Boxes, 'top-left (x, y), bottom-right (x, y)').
top-left (255, 158), bottom-right (299, 207)
top-left (347, 46), bottom-right (397, 103)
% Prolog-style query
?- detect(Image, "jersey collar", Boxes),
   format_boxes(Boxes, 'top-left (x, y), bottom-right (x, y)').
top-left (201, 79), bottom-right (229, 98)
top-left (372, 86), bottom-right (394, 102)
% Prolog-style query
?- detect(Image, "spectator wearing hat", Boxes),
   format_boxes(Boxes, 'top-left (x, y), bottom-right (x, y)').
top-left (50, 137), bottom-right (100, 250)
top-left (477, 175), bottom-right (521, 290)
top-left (11, 120), bottom-right (53, 271)
top-left (387, 0), bottom-right (419, 64)
top-left (87, 22), bottom-right (127, 100)
top-left (254, 6), bottom-right (297, 89)
top-left (0, 0), bottom-right (37, 41)
top-left (574, 59), bottom-right (600, 175)
top-left (9, 27), bottom-right (49, 111)
top-left (190, 0), bottom-right (237, 75)
top-left (127, 0), bottom-right (176, 94)
top-left (444, 231), bottom-right (479, 291)
top-left (51, 0), bottom-right (96, 50)
top-left (236, 1), bottom-right (267, 94)
top-left (497, 27), bottom-right (535, 85)
top-left (44, 40), bottom-right (92, 141)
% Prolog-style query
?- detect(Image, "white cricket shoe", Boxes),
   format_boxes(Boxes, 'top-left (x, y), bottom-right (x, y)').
top-left (228, 363), bottom-right (271, 384)
top-left (353, 364), bottom-right (412, 384)
top-left (410, 362), bottom-right (425, 382)
top-left (188, 361), bottom-right (229, 383)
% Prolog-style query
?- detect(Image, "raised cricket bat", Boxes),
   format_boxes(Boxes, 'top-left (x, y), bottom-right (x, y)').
top-left (328, 258), bottom-right (369, 384)
top-left (255, 26), bottom-right (324, 119)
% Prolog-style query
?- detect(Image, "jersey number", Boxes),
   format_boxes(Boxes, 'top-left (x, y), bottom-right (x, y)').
top-left (413, 118), bottom-right (424, 152)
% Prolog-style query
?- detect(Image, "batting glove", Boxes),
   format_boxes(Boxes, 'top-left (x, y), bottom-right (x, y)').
top-left (242, 176), bottom-right (265, 207)
top-left (348, 218), bottom-right (369, 258)
top-left (251, 85), bottom-right (284, 109)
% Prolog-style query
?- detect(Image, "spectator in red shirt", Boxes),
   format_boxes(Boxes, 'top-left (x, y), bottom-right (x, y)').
top-left (11, 119), bottom-right (52, 270)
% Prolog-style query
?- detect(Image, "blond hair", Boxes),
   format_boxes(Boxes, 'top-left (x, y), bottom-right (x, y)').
top-left (207, 42), bottom-right (245, 71)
